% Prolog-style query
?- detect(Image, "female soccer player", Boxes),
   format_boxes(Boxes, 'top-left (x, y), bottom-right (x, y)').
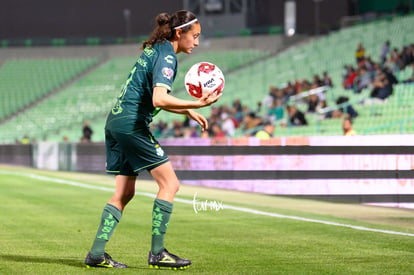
top-left (84, 10), bottom-right (220, 270)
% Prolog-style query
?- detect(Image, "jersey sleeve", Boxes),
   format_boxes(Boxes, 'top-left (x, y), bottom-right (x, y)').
top-left (153, 50), bottom-right (177, 92)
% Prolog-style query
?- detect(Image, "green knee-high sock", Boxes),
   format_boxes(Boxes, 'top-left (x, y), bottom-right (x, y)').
top-left (151, 199), bottom-right (173, 255)
top-left (90, 203), bottom-right (122, 257)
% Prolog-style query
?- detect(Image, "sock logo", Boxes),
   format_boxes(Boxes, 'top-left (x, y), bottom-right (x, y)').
top-left (97, 213), bottom-right (116, 240)
top-left (152, 207), bottom-right (163, 236)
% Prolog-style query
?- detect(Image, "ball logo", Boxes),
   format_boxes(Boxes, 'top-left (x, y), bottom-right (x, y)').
top-left (203, 78), bottom-right (215, 88)
top-left (197, 62), bottom-right (216, 76)
top-left (215, 78), bottom-right (225, 93)
top-left (186, 82), bottom-right (203, 98)
top-left (185, 61), bottom-right (225, 99)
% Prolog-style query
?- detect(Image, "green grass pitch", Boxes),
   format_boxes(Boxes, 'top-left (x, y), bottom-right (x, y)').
top-left (0, 165), bottom-right (413, 274)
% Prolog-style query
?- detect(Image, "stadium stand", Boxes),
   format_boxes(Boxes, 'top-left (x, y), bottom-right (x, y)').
top-left (0, 13), bottom-right (413, 143)
top-left (0, 58), bottom-right (98, 120)
top-left (0, 48), bottom-right (270, 143)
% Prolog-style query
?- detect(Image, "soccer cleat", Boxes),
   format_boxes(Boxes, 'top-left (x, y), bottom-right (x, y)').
top-left (148, 248), bottom-right (191, 270)
top-left (84, 252), bottom-right (127, 268)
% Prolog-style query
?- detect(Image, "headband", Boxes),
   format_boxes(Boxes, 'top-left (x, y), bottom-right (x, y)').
top-left (174, 18), bottom-right (198, 30)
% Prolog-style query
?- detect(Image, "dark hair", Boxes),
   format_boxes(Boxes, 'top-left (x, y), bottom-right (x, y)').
top-left (343, 116), bottom-right (353, 124)
top-left (142, 10), bottom-right (198, 49)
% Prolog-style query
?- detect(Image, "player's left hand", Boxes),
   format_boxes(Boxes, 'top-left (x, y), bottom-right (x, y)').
top-left (198, 90), bottom-right (222, 107)
top-left (187, 110), bottom-right (208, 131)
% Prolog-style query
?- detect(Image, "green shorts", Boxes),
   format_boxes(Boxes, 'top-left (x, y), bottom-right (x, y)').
top-left (105, 128), bottom-right (169, 176)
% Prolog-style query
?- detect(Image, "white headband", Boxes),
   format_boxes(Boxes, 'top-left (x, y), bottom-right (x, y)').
top-left (174, 18), bottom-right (198, 29)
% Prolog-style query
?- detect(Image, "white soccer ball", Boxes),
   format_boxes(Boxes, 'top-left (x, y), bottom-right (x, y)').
top-left (184, 62), bottom-right (225, 99)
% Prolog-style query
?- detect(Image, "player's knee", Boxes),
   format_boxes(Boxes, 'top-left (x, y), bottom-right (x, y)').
top-left (172, 180), bottom-right (180, 193)
top-left (161, 181), bottom-right (180, 194)
top-left (173, 183), bottom-right (180, 194)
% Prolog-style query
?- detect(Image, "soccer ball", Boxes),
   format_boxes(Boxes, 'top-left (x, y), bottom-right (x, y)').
top-left (184, 62), bottom-right (225, 99)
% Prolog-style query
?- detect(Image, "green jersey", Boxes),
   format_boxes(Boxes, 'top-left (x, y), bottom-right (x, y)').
top-left (106, 41), bottom-right (177, 133)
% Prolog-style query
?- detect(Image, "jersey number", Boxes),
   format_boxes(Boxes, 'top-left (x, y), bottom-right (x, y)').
top-left (112, 67), bottom-right (137, 115)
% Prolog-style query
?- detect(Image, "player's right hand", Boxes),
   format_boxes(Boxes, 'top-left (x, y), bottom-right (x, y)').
top-left (198, 90), bottom-right (222, 107)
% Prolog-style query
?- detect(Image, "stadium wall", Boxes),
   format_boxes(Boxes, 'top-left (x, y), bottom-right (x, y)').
top-left (1, 135), bottom-right (414, 204)
top-left (0, 0), bottom-right (181, 39)
top-left (0, 0), bottom-right (351, 41)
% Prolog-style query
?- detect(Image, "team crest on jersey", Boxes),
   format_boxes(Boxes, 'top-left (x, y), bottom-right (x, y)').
top-left (164, 55), bottom-right (174, 64)
top-left (162, 67), bottom-right (174, 80)
top-left (155, 144), bottom-right (165, 157)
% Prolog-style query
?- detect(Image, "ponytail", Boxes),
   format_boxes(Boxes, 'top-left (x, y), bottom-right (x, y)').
top-left (142, 10), bottom-right (198, 49)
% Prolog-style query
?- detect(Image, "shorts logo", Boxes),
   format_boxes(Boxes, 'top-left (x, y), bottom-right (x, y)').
top-left (162, 67), bottom-right (174, 80)
top-left (155, 144), bottom-right (164, 157)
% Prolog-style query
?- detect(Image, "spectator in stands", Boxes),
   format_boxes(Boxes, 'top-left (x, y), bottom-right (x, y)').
top-left (261, 86), bottom-right (277, 111)
top-left (232, 98), bottom-right (243, 113)
top-left (380, 40), bottom-right (390, 65)
top-left (242, 111), bottom-right (263, 131)
top-left (170, 120), bottom-right (186, 138)
top-left (383, 66), bottom-right (398, 86)
top-left (172, 127), bottom-right (184, 138)
top-left (370, 69), bottom-right (393, 100)
top-left (353, 65), bottom-right (372, 93)
top-left (200, 129), bottom-right (210, 138)
top-left (316, 100), bottom-right (333, 119)
top-left (21, 134), bottom-right (30, 144)
top-left (363, 56), bottom-right (375, 72)
top-left (284, 82), bottom-right (296, 99)
top-left (387, 47), bottom-right (403, 72)
top-left (267, 98), bottom-right (284, 121)
top-left (232, 98), bottom-right (245, 125)
top-left (255, 120), bottom-right (275, 139)
top-left (343, 66), bottom-right (357, 90)
top-left (336, 96), bottom-right (358, 119)
top-left (322, 71), bottom-right (333, 87)
top-left (207, 106), bottom-right (221, 126)
top-left (301, 79), bottom-right (312, 92)
top-left (286, 105), bottom-right (307, 126)
top-left (150, 120), bottom-right (168, 138)
top-left (210, 123), bottom-right (226, 138)
top-left (306, 94), bottom-right (319, 113)
top-left (312, 74), bottom-right (324, 87)
top-left (355, 42), bottom-right (366, 64)
top-left (240, 111), bottom-right (263, 136)
top-left (343, 116), bottom-right (356, 136)
top-left (294, 79), bottom-right (308, 94)
top-left (82, 120), bottom-right (93, 142)
top-left (220, 111), bottom-right (236, 137)
top-left (342, 65), bottom-right (350, 82)
top-left (401, 44), bottom-right (414, 68)
top-left (183, 126), bottom-right (199, 138)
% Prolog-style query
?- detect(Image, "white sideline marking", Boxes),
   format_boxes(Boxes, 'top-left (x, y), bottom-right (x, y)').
top-left (2, 170), bottom-right (414, 238)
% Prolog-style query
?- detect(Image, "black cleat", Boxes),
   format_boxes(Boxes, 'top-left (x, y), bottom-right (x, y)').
top-left (148, 248), bottom-right (191, 270)
top-left (84, 252), bottom-right (127, 268)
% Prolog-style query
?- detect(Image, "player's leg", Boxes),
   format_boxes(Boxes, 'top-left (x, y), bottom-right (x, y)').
top-left (147, 162), bottom-right (191, 269)
top-left (85, 175), bottom-right (136, 268)
top-left (109, 175), bottom-right (137, 211)
top-left (84, 129), bottom-right (135, 268)
top-left (150, 161), bottom-right (180, 202)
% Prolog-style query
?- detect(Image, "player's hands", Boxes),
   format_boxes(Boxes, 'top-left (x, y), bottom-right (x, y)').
top-left (198, 90), bottom-right (222, 107)
top-left (187, 110), bottom-right (209, 131)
